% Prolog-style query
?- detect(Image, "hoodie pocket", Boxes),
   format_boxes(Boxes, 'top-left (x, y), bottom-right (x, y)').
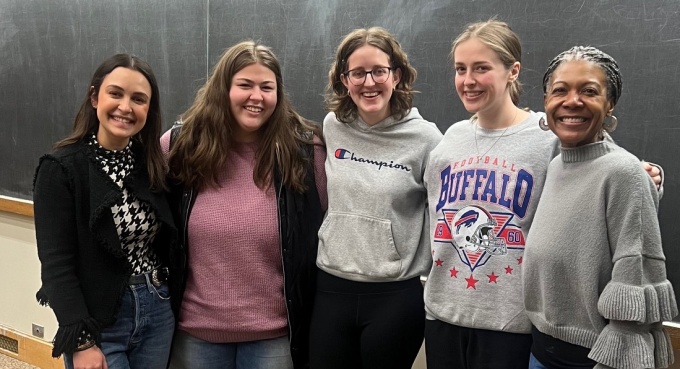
top-left (317, 212), bottom-right (402, 278)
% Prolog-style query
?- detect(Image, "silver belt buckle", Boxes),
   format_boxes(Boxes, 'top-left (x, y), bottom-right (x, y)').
top-left (151, 267), bottom-right (167, 287)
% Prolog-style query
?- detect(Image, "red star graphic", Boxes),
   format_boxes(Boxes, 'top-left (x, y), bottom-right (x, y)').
top-left (450, 267), bottom-right (459, 278)
top-left (517, 256), bottom-right (523, 265)
top-left (505, 265), bottom-right (514, 274)
top-left (487, 272), bottom-right (499, 283)
top-left (465, 274), bottom-right (479, 289)
top-left (435, 259), bottom-right (443, 267)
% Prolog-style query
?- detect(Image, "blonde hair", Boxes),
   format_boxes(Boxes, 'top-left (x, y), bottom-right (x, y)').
top-left (451, 19), bottom-right (523, 105)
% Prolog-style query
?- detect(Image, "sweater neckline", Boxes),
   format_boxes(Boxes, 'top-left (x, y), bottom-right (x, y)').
top-left (352, 107), bottom-right (421, 131)
top-left (232, 140), bottom-right (259, 154)
top-left (560, 140), bottom-right (613, 163)
top-left (471, 110), bottom-right (538, 138)
top-left (88, 133), bottom-right (133, 159)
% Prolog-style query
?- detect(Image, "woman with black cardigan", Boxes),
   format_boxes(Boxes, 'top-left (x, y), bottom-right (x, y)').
top-left (33, 54), bottom-right (178, 369)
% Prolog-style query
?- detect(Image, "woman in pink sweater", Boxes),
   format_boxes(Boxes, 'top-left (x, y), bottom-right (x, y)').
top-left (162, 41), bottom-right (327, 369)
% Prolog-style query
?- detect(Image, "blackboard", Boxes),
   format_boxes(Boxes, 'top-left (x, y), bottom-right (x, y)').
top-left (0, 0), bottom-right (208, 200)
top-left (1, 0), bottom-right (679, 316)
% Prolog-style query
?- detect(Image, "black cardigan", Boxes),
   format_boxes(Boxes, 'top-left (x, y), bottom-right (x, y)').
top-left (33, 139), bottom-right (178, 357)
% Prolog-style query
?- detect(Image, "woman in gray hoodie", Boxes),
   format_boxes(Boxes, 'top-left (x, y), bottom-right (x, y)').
top-left (308, 27), bottom-right (442, 369)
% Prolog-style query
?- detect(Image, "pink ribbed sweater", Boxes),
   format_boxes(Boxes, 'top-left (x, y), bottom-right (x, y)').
top-left (160, 132), bottom-right (327, 343)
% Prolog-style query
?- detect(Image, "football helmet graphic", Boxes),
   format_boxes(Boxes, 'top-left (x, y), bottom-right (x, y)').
top-left (451, 205), bottom-right (507, 255)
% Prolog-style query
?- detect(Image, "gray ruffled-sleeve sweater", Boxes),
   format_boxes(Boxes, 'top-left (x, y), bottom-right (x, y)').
top-left (523, 140), bottom-right (677, 369)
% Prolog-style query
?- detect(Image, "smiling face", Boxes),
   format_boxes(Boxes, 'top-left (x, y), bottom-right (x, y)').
top-left (544, 60), bottom-right (613, 148)
top-left (453, 38), bottom-right (519, 120)
top-left (91, 67), bottom-right (152, 150)
top-left (229, 62), bottom-right (277, 142)
top-left (341, 44), bottom-right (401, 125)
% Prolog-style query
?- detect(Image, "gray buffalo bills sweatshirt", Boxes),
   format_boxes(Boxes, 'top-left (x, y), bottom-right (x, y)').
top-left (317, 108), bottom-right (443, 282)
top-left (423, 111), bottom-right (558, 334)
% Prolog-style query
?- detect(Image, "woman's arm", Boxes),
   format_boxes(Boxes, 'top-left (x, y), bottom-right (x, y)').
top-left (34, 157), bottom-right (97, 357)
top-left (312, 135), bottom-right (327, 212)
top-left (589, 159), bottom-right (676, 368)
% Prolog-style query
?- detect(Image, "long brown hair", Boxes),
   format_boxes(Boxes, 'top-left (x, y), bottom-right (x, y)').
top-left (168, 41), bottom-right (320, 192)
top-left (55, 54), bottom-right (167, 191)
top-left (326, 27), bottom-right (418, 123)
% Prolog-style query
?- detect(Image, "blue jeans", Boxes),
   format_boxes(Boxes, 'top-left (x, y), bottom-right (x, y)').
top-left (529, 353), bottom-right (549, 369)
top-left (168, 329), bottom-right (293, 369)
top-left (65, 279), bottom-right (174, 369)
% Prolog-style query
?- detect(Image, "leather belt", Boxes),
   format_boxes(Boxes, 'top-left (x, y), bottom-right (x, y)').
top-left (129, 267), bottom-right (169, 287)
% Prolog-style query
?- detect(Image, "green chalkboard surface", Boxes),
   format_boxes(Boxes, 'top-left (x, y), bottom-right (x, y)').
top-left (1, 0), bottom-right (678, 318)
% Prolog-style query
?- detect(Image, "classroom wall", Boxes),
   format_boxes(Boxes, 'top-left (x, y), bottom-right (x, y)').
top-left (0, 212), bottom-right (57, 343)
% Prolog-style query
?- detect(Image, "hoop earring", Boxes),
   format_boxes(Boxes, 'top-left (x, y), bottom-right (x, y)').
top-left (603, 115), bottom-right (618, 133)
top-left (538, 117), bottom-right (550, 131)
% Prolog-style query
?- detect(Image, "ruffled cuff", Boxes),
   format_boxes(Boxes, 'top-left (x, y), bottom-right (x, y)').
top-left (36, 288), bottom-right (49, 307)
top-left (589, 321), bottom-right (673, 368)
top-left (51, 318), bottom-right (100, 358)
top-left (598, 280), bottom-right (677, 323)
top-left (76, 329), bottom-right (94, 347)
top-left (652, 328), bottom-right (674, 369)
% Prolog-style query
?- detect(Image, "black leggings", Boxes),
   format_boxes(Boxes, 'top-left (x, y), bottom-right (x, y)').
top-left (309, 270), bottom-right (425, 369)
top-left (424, 318), bottom-right (532, 369)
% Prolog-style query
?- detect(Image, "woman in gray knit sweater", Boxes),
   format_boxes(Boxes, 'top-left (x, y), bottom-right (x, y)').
top-left (523, 46), bottom-right (677, 369)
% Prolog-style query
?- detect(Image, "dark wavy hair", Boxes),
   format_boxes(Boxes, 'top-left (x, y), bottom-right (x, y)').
top-left (326, 27), bottom-right (418, 123)
top-left (55, 53), bottom-right (167, 191)
top-left (168, 41), bottom-right (320, 192)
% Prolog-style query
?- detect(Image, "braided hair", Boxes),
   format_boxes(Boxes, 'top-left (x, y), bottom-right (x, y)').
top-left (542, 46), bottom-right (622, 105)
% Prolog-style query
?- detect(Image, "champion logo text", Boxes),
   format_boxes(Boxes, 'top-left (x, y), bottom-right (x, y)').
top-left (334, 148), bottom-right (411, 172)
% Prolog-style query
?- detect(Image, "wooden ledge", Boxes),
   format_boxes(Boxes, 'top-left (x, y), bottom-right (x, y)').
top-left (0, 196), bottom-right (33, 217)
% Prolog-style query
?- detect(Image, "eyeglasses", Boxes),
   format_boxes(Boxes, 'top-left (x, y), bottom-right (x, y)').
top-left (343, 67), bottom-right (393, 86)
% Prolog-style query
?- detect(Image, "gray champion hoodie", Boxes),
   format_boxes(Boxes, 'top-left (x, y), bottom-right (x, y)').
top-left (317, 108), bottom-right (443, 282)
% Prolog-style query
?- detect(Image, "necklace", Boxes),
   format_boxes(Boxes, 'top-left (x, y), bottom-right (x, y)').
top-left (473, 109), bottom-right (519, 158)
